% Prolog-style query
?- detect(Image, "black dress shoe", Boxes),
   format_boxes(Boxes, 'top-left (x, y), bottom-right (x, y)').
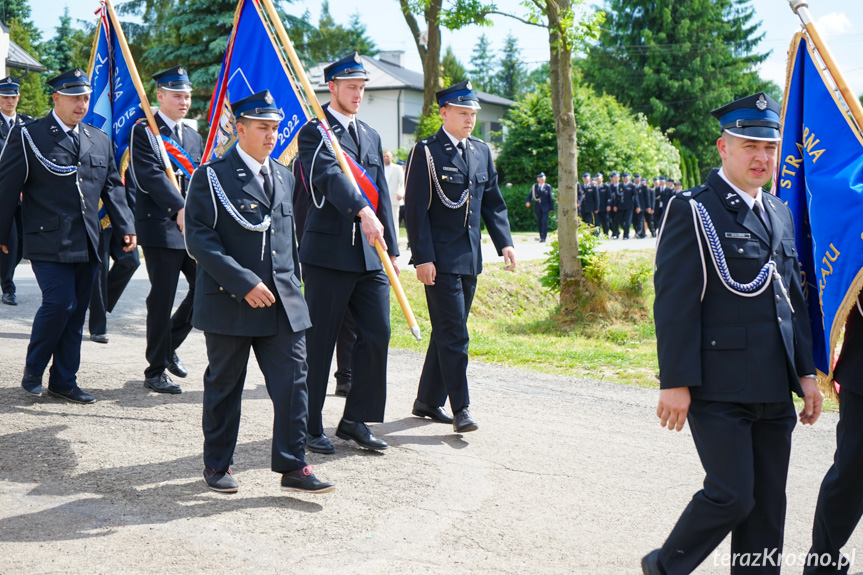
top-left (2, 292), bottom-right (17, 305)
top-left (89, 333), bottom-right (109, 344)
top-left (144, 372), bottom-right (182, 394)
top-left (47, 387), bottom-right (96, 404)
top-left (306, 433), bottom-right (335, 454)
top-left (453, 408), bottom-right (478, 433)
top-left (641, 549), bottom-right (664, 575)
top-left (412, 399), bottom-right (454, 424)
top-left (336, 419), bottom-right (388, 451)
top-left (203, 467), bottom-right (238, 493)
top-left (167, 352), bottom-right (188, 378)
top-left (21, 373), bottom-right (42, 396)
top-left (281, 466), bottom-right (335, 494)
top-left (334, 380), bottom-right (351, 397)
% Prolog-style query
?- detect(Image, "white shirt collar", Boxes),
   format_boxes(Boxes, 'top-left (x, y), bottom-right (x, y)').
top-left (236, 143), bottom-right (270, 181)
top-left (327, 105), bottom-right (355, 132)
top-left (1, 112), bottom-right (15, 125)
top-left (52, 110), bottom-right (77, 134)
top-left (442, 127), bottom-right (466, 149)
top-left (157, 110), bottom-right (179, 133)
top-left (717, 167), bottom-right (765, 211)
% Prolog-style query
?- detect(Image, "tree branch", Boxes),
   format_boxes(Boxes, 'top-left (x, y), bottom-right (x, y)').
top-left (481, 9), bottom-right (546, 28)
top-left (399, 0), bottom-right (426, 61)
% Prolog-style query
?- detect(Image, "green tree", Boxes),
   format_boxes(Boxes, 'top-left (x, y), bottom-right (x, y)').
top-left (441, 45), bottom-right (467, 86)
top-left (493, 32), bottom-right (525, 100)
top-left (579, 0), bottom-right (775, 175)
top-left (302, 3), bottom-right (378, 62)
top-left (468, 34), bottom-right (495, 91)
top-left (8, 18), bottom-right (49, 116)
top-left (42, 8), bottom-right (92, 73)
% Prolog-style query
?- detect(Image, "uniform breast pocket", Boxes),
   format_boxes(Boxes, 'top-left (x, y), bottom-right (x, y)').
top-left (89, 154), bottom-right (108, 181)
top-left (440, 172), bottom-right (465, 186)
top-left (722, 238), bottom-right (761, 259)
top-left (475, 171), bottom-right (489, 184)
top-left (231, 197), bottom-right (264, 222)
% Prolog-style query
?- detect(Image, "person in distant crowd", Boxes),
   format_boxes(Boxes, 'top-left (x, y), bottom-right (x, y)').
top-left (597, 172), bottom-right (612, 237)
top-left (185, 89), bottom-right (333, 495)
top-left (608, 171), bottom-right (622, 239)
top-left (0, 68), bottom-right (136, 404)
top-left (673, 180), bottom-right (683, 194)
top-left (653, 176), bottom-right (666, 228)
top-left (525, 172), bottom-right (554, 242)
top-left (384, 150), bottom-right (404, 232)
top-left (129, 66), bottom-right (203, 394)
top-left (633, 173), bottom-right (654, 238)
top-left (655, 176), bottom-right (675, 230)
top-left (617, 172), bottom-right (640, 240)
top-left (642, 92), bottom-right (822, 575)
top-left (803, 291), bottom-right (863, 574)
top-left (577, 171), bottom-right (589, 221)
top-left (579, 172), bottom-right (598, 227)
top-left (404, 80), bottom-right (516, 433)
top-left (297, 52), bottom-right (399, 454)
top-left (87, 178), bottom-right (141, 343)
top-left (0, 76), bottom-right (32, 306)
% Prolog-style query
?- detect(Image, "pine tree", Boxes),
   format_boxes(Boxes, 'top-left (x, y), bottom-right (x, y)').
top-left (494, 32), bottom-right (524, 100)
top-left (579, 0), bottom-right (776, 173)
top-left (468, 34), bottom-right (495, 92)
top-left (440, 45), bottom-right (467, 86)
top-left (303, 3), bottom-right (377, 63)
top-left (8, 18), bottom-right (49, 116)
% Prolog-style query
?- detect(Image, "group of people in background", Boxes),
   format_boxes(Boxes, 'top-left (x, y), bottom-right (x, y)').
top-left (578, 170), bottom-right (682, 240)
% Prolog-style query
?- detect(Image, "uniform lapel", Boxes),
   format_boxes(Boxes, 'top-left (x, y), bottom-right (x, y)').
top-left (466, 139), bottom-right (479, 179)
top-left (49, 115), bottom-right (77, 156)
top-left (0, 118), bottom-right (9, 139)
top-left (324, 107), bottom-right (358, 159)
top-left (270, 160), bottom-right (287, 207)
top-left (78, 124), bottom-right (94, 158)
top-left (709, 171), bottom-right (771, 246)
top-left (763, 194), bottom-right (783, 252)
top-left (228, 147), bottom-right (270, 208)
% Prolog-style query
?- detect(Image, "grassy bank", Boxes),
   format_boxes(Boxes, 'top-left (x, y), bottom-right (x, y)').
top-left (389, 250), bottom-right (659, 387)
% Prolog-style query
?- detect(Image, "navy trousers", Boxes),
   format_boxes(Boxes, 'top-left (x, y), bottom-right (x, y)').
top-left (417, 272), bottom-right (478, 413)
top-left (302, 264), bottom-right (389, 436)
top-left (658, 400), bottom-right (796, 574)
top-left (804, 388), bottom-right (863, 574)
top-left (533, 207), bottom-right (550, 242)
top-left (142, 246), bottom-right (195, 378)
top-left (28, 258), bottom-right (99, 391)
top-left (202, 304), bottom-right (309, 474)
top-left (89, 227), bottom-right (140, 335)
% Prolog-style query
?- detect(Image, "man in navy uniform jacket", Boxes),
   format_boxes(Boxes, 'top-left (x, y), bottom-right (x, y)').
top-left (642, 93), bottom-right (822, 575)
top-left (524, 172), bottom-right (554, 242)
top-left (296, 52), bottom-right (399, 454)
top-left (404, 80), bottom-right (516, 433)
top-left (128, 66), bottom-right (204, 394)
top-left (185, 90), bottom-right (333, 495)
top-left (0, 69), bottom-right (136, 403)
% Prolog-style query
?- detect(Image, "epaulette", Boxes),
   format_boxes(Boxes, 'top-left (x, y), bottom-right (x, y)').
top-left (418, 134), bottom-right (437, 146)
top-left (468, 134), bottom-right (485, 144)
top-left (199, 155), bottom-right (227, 170)
top-left (677, 184), bottom-right (707, 199)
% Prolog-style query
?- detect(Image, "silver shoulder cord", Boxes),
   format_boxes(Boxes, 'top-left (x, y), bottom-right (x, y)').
top-left (655, 196), bottom-right (794, 309)
top-left (21, 126), bottom-right (84, 210)
top-left (206, 166), bottom-right (271, 261)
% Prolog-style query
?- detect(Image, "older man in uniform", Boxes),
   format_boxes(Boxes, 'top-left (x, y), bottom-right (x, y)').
top-left (405, 80), bottom-right (516, 432)
top-left (129, 66), bottom-right (203, 394)
top-left (297, 52), bottom-right (399, 454)
top-left (0, 69), bottom-right (136, 403)
top-left (642, 93), bottom-right (822, 575)
top-left (185, 90), bottom-right (332, 494)
top-left (0, 77), bottom-right (32, 306)
top-left (525, 172), bottom-right (553, 242)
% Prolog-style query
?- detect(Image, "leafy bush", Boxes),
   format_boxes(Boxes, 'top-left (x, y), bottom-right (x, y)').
top-left (500, 183), bottom-right (559, 233)
top-left (539, 221), bottom-right (608, 292)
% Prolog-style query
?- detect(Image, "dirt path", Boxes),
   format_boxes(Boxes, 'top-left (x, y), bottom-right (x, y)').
top-left (0, 270), bottom-right (860, 574)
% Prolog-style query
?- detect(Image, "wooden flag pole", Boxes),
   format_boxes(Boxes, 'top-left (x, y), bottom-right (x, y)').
top-left (788, 0), bottom-right (863, 130)
top-left (260, 0), bottom-right (421, 341)
top-left (103, 0), bottom-right (182, 193)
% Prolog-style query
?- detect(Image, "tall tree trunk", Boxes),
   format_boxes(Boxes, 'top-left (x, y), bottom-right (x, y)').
top-left (546, 0), bottom-right (582, 307)
top-left (400, 0), bottom-right (442, 117)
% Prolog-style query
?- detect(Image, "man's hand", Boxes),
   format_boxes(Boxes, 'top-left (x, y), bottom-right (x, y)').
top-left (799, 376), bottom-right (823, 425)
top-left (636, 207), bottom-right (641, 214)
top-left (657, 387), bottom-right (691, 431)
top-left (416, 263), bottom-right (436, 286)
top-left (502, 246), bottom-right (516, 272)
top-left (358, 206), bottom-right (386, 251)
top-left (0, 245), bottom-right (6, 254)
top-left (525, 202), bottom-right (531, 208)
top-left (122, 235), bottom-right (137, 252)
top-left (389, 255), bottom-right (400, 279)
top-left (606, 206), bottom-right (612, 212)
top-left (176, 207), bottom-right (185, 234)
top-left (647, 208), bottom-right (654, 214)
top-left (244, 282), bottom-right (276, 308)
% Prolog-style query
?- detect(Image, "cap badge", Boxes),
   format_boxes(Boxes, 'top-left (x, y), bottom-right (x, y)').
top-left (756, 94), bottom-right (767, 111)
top-left (178, 67), bottom-right (185, 75)
top-left (466, 81), bottom-right (472, 91)
top-left (264, 94), bottom-right (274, 105)
top-left (353, 53), bottom-right (362, 63)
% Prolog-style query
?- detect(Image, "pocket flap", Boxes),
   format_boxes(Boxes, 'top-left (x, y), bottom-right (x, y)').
top-left (440, 173), bottom-right (465, 185)
top-left (89, 154), bottom-right (107, 168)
top-left (782, 239), bottom-right (797, 257)
top-left (702, 325), bottom-right (747, 350)
top-left (475, 170), bottom-right (489, 183)
top-left (25, 215), bottom-right (59, 233)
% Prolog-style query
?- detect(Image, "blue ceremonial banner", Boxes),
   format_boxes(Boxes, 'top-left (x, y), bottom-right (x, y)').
top-left (777, 32), bottom-right (863, 379)
top-left (204, 0), bottom-right (308, 163)
top-left (84, 1), bottom-right (145, 173)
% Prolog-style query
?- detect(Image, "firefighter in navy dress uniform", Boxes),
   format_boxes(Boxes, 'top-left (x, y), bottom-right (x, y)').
top-left (524, 172), bottom-right (554, 242)
top-left (404, 80), bottom-right (516, 433)
top-left (641, 93), bottom-right (822, 575)
top-left (0, 69), bottom-right (136, 403)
